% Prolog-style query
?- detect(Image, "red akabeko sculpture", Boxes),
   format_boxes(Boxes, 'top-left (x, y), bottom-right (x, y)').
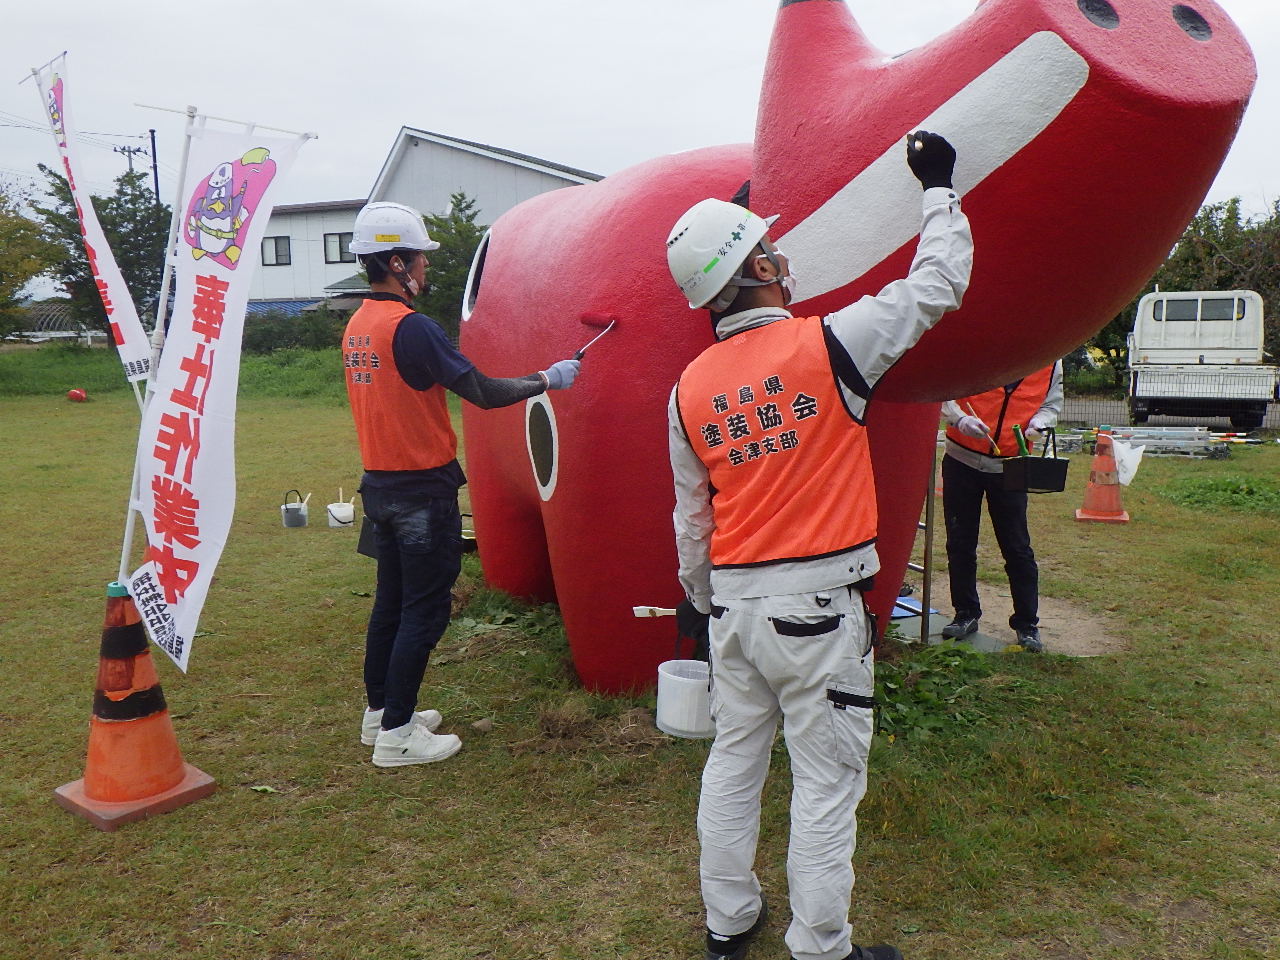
top-left (460, 0), bottom-right (1255, 692)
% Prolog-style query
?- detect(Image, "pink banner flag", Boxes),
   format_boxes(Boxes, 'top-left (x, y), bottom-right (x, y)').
top-left (32, 54), bottom-right (152, 382)
top-left (129, 122), bottom-right (308, 671)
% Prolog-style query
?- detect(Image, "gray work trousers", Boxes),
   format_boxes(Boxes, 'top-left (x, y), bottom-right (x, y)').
top-left (699, 594), bottom-right (874, 960)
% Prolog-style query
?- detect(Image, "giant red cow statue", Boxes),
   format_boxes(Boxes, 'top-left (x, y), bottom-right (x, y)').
top-left (460, 0), bottom-right (1255, 692)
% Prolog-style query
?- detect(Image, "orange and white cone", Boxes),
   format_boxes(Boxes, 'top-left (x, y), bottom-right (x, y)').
top-left (53, 582), bottom-right (215, 831)
top-left (1075, 432), bottom-right (1129, 524)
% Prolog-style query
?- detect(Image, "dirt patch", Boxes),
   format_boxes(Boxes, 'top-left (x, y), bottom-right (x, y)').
top-left (512, 704), bottom-right (667, 755)
top-left (926, 572), bottom-right (1127, 657)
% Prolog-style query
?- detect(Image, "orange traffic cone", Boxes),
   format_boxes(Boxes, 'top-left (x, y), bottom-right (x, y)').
top-left (1075, 432), bottom-right (1129, 523)
top-left (53, 582), bottom-right (215, 831)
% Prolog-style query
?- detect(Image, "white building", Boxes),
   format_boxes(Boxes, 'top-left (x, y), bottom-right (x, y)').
top-left (248, 127), bottom-right (601, 314)
top-left (248, 199), bottom-right (365, 311)
top-left (367, 126), bottom-right (601, 226)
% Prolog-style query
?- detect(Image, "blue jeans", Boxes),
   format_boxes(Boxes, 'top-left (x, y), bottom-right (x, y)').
top-left (360, 489), bottom-right (463, 730)
top-left (942, 454), bottom-right (1038, 631)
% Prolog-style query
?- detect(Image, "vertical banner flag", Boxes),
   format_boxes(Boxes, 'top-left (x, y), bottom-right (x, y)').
top-left (129, 123), bottom-right (306, 670)
top-left (32, 55), bottom-right (152, 382)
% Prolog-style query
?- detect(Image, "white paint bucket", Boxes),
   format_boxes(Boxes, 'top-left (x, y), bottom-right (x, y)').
top-left (327, 502), bottom-right (355, 528)
top-left (655, 659), bottom-right (714, 739)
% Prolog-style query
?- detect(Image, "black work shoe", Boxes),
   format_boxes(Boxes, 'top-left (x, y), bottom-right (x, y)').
top-left (1016, 627), bottom-right (1043, 653)
top-left (941, 616), bottom-right (979, 639)
top-left (795, 946), bottom-right (903, 960)
top-left (705, 897), bottom-right (768, 960)
top-left (850, 946), bottom-right (904, 960)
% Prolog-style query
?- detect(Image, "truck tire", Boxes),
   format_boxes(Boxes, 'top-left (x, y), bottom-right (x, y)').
top-left (1230, 411), bottom-right (1264, 431)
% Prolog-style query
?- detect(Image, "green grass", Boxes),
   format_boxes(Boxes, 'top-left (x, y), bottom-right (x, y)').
top-left (1, 361), bottom-right (1279, 958)
top-left (0, 342), bottom-right (348, 403)
top-left (1158, 474), bottom-right (1280, 514)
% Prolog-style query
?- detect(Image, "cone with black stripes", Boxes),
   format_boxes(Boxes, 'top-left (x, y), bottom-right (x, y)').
top-left (54, 582), bottom-right (215, 831)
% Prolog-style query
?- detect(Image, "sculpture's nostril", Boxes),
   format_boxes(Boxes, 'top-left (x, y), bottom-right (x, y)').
top-left (526, 397), bottom-right (559, 501)
top-left (1077, 0), bottom-right (1120, 30)
top-left (1172, 5), bottom-right (1213, 41)
top-left (528, 403), bottom-right (554, 488)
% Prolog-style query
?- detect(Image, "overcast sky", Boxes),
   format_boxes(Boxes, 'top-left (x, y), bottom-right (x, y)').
top-left (2, 0), bottom-right (1276, 221)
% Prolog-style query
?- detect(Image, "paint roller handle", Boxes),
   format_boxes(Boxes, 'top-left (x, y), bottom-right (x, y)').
top-left (963, 402), bottom-right (1001, 456)
top-left (573, 316), bottom-right (618, 360)
top-left (632, 606), bottom-right (678, 618)
top-left (1013, 423), bottom-right (1030, 457)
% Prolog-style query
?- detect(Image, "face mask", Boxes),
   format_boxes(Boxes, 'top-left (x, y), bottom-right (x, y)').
top-left (775, 249), bottom-right (797, 304)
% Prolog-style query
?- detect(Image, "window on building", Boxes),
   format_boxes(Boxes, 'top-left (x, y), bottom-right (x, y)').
top-left (262, 236), bottom-right (291, 266)
top-left (324, 232), bottom-right (355, 264)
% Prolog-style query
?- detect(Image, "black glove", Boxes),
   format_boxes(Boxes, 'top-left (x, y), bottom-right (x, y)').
top-left (906, 129), bottom-right (956, 190)
top-left (676, 599), bottom-right (710, 662)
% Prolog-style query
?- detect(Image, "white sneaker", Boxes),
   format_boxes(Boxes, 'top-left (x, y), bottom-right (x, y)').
top-left (371, 723), bottom-right (461, 767)
top-left (361, 707), bottom-right (442, 746)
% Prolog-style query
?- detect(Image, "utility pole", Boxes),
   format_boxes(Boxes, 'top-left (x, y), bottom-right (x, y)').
top-left (148, 129), bottom-right (160, 205)
top-left (113, 144), bottom-right (147, 175)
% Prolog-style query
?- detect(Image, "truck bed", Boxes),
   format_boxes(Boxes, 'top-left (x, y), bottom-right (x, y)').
top-left (1129, 364), bottom-right (1279, 401)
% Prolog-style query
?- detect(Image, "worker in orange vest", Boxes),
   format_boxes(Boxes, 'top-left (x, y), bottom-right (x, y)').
top-left (343, 201), bottom-right (581, 767)
top-left (666, 132), bottom-right (972, 960)
top-left (939, 361), bottom-right (1063, 651)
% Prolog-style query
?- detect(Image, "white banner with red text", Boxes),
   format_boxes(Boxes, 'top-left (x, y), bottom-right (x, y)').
top-left (129, 122), bottom-right (307, 671)
top-left (33, 54), bottom-right (152, 382)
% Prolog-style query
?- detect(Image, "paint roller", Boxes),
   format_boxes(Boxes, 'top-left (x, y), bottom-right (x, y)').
top-left (574, 313), bottom-right (618, 360)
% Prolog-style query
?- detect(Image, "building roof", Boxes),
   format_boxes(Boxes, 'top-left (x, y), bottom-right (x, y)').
top-left (270, 199), bottom-right (367, 216)
top-left (368, 126), bottom-right (603, 202)
top-left (324, 273), bottom-right (371, 294)
top-left (245, 299), bottom-right (323, 318)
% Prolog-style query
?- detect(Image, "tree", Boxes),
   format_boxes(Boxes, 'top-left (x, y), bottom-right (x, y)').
top-left (414, 192), bottom-right (487, 341)
top-left (0, 181), bottom-right (60, 336)
top-left (1091, 198), bottom-right (1280, 384)
top-left (31, 165), bottom-right (171, 335)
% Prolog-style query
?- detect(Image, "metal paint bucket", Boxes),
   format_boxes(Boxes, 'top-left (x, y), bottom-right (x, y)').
top-left (655, 659), bottom-right (714, 739)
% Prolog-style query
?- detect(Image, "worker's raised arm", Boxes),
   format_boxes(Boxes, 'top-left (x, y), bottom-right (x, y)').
top-left (823, 132), bottom-right (973, 420)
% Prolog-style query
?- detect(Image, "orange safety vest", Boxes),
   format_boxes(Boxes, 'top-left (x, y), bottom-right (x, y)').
top-left (946, 364), bottom-right (1056, 457)
top-left (676, 316), bottom-right (877, 568)
top-left (343, 298), bottom-right (458, 471)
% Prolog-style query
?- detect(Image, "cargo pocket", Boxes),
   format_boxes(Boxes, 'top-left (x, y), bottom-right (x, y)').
top-left (826, 684), bottom-right (874, 772)
top-left (770, 614), bottom-right (843, 637)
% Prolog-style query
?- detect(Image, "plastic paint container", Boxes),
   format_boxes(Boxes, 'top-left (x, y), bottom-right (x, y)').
top-left (281, 490), bottom-right (308, 528)
top-left (327, 502), bottom-right (355, 528)
top-left (655, 659), bottom-right (715, 739)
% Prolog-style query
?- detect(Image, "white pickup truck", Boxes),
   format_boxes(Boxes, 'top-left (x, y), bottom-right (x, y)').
top-left (1127, 289), bottom-right (1278, 431)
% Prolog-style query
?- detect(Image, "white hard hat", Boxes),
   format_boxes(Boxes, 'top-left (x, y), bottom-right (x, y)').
top-left (666, 199), bottom-right (777, 309)
top-left (350, 201), bottom-right (441, 254)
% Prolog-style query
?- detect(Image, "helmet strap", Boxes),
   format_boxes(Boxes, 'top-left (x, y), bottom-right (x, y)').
top-left (371, 251), bottom-right (421, 300)
top-left (710, 246), bottom-right (784, 312)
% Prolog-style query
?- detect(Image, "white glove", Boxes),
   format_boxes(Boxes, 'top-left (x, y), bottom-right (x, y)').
top-left (1026, 415), bottom-right (1052, 440)
top-left (957, 415), bottom-right (989, 439)
top-left (540, 359), bottom-right (581, 390)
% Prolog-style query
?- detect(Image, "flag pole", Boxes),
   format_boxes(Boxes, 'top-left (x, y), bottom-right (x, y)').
top-left (117, 106), bottom-right (199, 586)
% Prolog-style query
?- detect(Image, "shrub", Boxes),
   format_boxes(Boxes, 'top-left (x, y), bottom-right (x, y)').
top-left (242, 309), bottom-right (347, 354)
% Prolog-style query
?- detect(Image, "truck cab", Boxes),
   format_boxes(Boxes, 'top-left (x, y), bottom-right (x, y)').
top-left (1127, 290), bottom-right (1276, 430)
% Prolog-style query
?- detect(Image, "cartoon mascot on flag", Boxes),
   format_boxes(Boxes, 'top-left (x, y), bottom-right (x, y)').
top-left (184, 147), bottom-right (276, 269)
